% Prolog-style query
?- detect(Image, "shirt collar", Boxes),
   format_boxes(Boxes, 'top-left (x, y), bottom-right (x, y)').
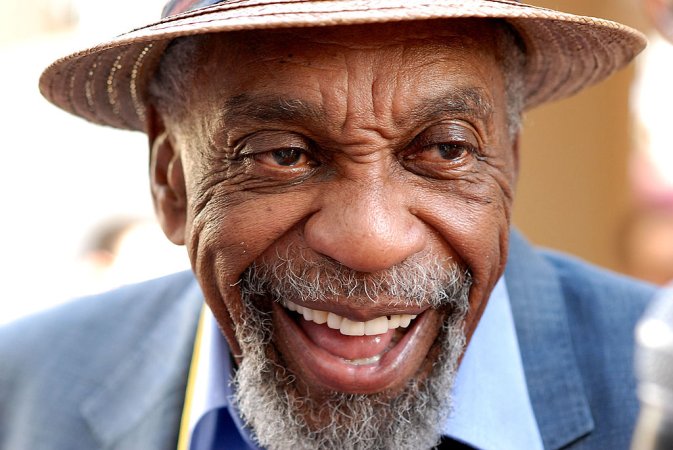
top-left (187, 277), bottom-right (542, 450)
top-left (442, 277), bottom-right (544, 450)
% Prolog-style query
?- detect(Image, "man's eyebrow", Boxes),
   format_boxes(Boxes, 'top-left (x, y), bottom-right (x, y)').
top-left (404, 87), bottom-right (494, 125)
top-left (217, 87), bottom-right (493, 131)
top-left (220, 94), bottom-right (325, 126)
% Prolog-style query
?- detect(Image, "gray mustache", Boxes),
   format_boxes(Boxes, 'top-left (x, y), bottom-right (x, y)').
top-left (240, 251), bottom-right (472, 308)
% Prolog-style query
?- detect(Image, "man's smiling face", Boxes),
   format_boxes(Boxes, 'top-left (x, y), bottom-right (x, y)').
top-left (149, 18), bottom-right (518, 447)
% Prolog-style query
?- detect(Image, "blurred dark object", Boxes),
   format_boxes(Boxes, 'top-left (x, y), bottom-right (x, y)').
top-left (81, 216), bottom-right (142, 268)
top-left (632, 287), bottom-right (673, 449)
top-left (643, 0), bottom-right (673, 41)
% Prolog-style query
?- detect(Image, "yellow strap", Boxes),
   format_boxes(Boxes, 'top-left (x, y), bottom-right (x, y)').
top-left (177, 305), bottom-right (207, 450)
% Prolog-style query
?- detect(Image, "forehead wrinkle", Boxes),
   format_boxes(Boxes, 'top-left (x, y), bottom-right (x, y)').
top-left (335, 44), bottom-right (494, 138)
top-left (329, 48), bottom-right (408, 140)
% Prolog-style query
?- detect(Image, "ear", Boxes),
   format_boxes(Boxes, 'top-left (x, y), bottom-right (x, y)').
top-left (147, 105), bottom-right (187, 245)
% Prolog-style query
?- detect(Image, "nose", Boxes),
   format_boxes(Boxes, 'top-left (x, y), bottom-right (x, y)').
top-left (303, 180), bottom-right (426, 273)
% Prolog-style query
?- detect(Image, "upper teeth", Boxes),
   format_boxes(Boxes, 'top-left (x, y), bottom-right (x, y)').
top-left (283, 300), bottom-right (417, 337)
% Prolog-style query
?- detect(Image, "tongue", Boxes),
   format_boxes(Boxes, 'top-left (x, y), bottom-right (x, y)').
top-left (300, 319), bottom-right (395, 360)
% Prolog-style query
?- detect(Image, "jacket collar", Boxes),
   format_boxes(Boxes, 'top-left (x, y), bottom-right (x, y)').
top-left (505, 230), bottom-right (594, 449)
top-left (80, 275), bottom-right (203, 448)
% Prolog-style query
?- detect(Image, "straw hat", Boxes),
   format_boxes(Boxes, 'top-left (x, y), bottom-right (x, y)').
top-left (39, 0), bottom-right (646, 132)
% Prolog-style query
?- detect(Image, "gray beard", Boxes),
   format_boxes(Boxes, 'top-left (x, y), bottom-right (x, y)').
top-left (232, 256), bottom-right (472, 450)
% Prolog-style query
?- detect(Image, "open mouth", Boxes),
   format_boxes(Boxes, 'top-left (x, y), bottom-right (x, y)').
top-left (281, 299), bottom-right (418, 364)
top-left (272, 299), bottom-right (443, 394)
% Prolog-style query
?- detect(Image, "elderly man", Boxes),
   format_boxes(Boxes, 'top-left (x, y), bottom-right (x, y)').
top-left (0, 1), bottom-right (656, 449)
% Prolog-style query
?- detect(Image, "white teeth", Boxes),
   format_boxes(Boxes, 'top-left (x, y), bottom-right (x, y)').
top-left (327, 312), bottom-right (342, 330)
top-left (282, 301), bottom-right (417, 337)
top-left (388, 315), bottom-right (400, 329)
top-left (364, 316), bottom-right (390, 336)
top-left (340, 318), bottom-right (365, 336)
top-left (312, 309), bottom-right (328, 325)
top-left (345, 354), bottom-right (382, 366)
top-left (399, 315), bottom-right (413, 328)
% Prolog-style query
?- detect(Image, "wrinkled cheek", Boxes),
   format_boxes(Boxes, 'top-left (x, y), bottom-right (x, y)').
top-left (460, 206), bottom-right (511, 344)
top-left (469, 210), bottom-right (509, 285)
top-left (185, 207), bottom-right (252, 356)
top-left (187, 197), bottom-right (254, 281)
top-left (191, 225), bottom-right (241, 295)
top-left (422, 190), bottom-right (510, 341)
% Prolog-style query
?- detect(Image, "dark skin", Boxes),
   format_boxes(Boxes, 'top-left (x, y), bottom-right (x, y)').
top-left (148, 19), bottom-right (519, 404)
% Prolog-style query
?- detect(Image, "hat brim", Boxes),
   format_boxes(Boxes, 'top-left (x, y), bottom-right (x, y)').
top-left (39, 0), bottom-right (646, 131)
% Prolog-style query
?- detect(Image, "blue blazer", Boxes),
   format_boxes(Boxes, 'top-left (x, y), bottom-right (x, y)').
top-left (0, 231), bottom-right (655, 449)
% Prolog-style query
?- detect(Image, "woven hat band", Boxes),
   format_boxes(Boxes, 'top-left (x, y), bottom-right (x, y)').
top-left (162, 0), bottom-right (225, 18)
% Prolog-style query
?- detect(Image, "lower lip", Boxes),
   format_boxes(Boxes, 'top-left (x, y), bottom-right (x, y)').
top-left (271, 302), bottom-right (442, 394)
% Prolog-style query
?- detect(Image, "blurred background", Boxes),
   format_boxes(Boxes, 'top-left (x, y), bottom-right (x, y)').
top-left (0, 0), bottom-right (672, 324)
top-left (516, 0), bottom-right (673, 286)
top-left (0, 0), bottom-right (190, 323)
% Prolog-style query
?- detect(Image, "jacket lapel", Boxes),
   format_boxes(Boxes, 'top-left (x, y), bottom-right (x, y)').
top-left (80, 275), bottom-right (202, 449)
top-left (505, 231), bottom-right (594, 450)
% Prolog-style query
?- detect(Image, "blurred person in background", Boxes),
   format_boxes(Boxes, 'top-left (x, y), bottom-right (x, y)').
top-left (0, 1), bottom-right (660, 449)
top-left (0, 0), bottom-right (173, 324)
top-left (78, 216), bottom-right (190, 294)
top-left (642, 0), bottom-right (673, 42)
top-left (624, 0), bottom-right (673, 285)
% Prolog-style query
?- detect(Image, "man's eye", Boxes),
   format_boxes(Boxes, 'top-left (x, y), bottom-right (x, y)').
top-left (405, 141), bottom-right (474, 163)
top-left (403, 122), bottom-right (482, 169)
top-left (255, 148), bottom-right (312, 168)
top-left (434, 142), bottom-right (471, 160)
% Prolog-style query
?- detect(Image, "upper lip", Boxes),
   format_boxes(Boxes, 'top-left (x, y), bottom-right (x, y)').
top-left (280, 299), bottom-right (430, 322)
